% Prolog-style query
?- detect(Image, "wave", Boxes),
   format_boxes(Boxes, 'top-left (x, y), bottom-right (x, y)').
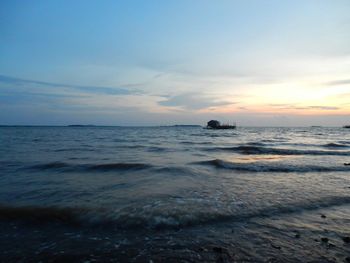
top-left (191, 133), bottom-right (237, 138)
top-left (28, 162), bottom-right (152, 172)
top-left (195, 159), bottom-right (350, 173)
top-left (1, 195), bottom-right (350, 229)
top-left (87, 163), bottom-right (152, 171)
top-left (243, 141), bottom-right (270, 147)
top-left (30, 162), bottom-right (70, 169)
top-left (152, 166), bottom-right (199, 176)
top-left (53, 148), bottom-right (96, 152)
top-left (322, 143), bottom-right (349, 148)
top-left (0, 205), bottom-right (86, 225)
top-left (205, 145), bottom-right (350, 156)
top-left (180, 141), bottom-right (213, 145)
top-left (146, 146), bottom-right (173, 152)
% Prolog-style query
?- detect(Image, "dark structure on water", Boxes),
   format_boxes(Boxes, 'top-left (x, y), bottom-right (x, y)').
top-left (206, 120), bottom-right (236, 129)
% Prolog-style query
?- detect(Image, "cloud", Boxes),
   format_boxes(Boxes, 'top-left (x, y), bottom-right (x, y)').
top-left (269, 104), bottom-right (339, 111)
top-left (308, 106), bottom-right (339, 110)
top-left (0, 75), bottom-right (139, 95)
top-left (158, 93), bottom-right (234, 110)
top-left (324, 79), bottom-right (350, 86)
top-left (0, 74), bottom-right (156, 119)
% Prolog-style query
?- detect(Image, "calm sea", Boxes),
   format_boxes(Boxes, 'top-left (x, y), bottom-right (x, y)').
top-left (0, 126), bottom-right (349, 262)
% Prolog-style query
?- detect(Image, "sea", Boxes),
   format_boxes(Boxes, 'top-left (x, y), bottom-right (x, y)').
top-left (0, 126), bottom-right (349, 262)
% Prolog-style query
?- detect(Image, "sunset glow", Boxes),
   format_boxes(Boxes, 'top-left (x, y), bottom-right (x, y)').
top-left (1, 0), bottom-right (349, 126)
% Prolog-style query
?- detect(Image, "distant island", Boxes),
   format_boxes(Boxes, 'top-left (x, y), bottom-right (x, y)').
top-left (67, 125), bottom-right (96, 127)
top-left (67, 124), bottom-right (202, 128)
top-left (160, 125), bottom-right (202, 127)
top-left (172, 125), bottom-right (201, 127)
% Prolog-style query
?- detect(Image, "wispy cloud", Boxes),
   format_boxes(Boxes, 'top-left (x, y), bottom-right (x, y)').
top-left (324, 79), bottom-right (350, 86)
top-left (0, 75), bottom-right (139, 95)
top-left (308, 106), bottom-right (339, 110)
top-left (158, 93), bottom-right (234, 110)
top-left (269, 103), bottom-right (339, 111)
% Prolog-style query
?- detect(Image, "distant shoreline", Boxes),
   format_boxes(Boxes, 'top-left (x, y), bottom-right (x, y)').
top-left (0, 124), bottom-right (203, 128)
top-left (0, 125), bottom-right (346, 128)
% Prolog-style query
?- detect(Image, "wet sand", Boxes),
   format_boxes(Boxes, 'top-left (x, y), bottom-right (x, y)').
top-left (1, 204), bottom-right (350, 263)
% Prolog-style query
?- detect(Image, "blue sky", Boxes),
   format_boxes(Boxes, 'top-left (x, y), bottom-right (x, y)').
top-left (1, 0), bottom-right (350, 126)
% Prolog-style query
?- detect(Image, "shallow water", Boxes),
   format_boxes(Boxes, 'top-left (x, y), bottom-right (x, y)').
top-left (0, 126), bottom-right (350, 262)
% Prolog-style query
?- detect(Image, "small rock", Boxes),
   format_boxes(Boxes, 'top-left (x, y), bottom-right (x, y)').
top-left (321, 237), bottom-right (329, 243)
top-left (268, 258), bottom-right (278, 263)
top-left (321, 214), bottom-right (326, 219)
top-left (327, 243), bottom-right (336, 248)
top-left (342, 236), bottom-right (350, 243)
top-left (345, 257), bottom-right (350, 263)
top-left (199, 247), bottom-right (208, 252)
top-left (295, 233), bottom-right (300, 238)
top-left (344, 163), bottom-right (350, 166)
top-left (271, 244), bottom-right (281, 250)
top-left (212, 246), bottom-right (223, 253)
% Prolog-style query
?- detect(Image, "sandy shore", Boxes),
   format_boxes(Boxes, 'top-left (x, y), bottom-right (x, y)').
top-left (1, 204), bottom-right (350, 263)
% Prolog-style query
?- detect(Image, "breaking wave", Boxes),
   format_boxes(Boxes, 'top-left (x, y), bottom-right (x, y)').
top-left (28, 162), bottom-right (153, 172)
top-left (205, 145), bottom-right (350, 156)
top-left (322, 143), bottom-right (349, 148)
top-left (1, 195), bottom-right (350, 229)
top-left (195, 159), bottom-right (350, 173)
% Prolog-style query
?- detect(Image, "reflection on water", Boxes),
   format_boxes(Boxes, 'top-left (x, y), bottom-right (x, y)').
top-left (232, 154), bottom-right (293, 163)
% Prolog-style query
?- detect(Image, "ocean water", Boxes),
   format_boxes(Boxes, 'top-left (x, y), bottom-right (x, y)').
top-left (0, 126), bottom-right (350, 262)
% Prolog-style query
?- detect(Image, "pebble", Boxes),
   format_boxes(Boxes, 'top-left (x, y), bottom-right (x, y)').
top-left (271, 244), bottom-right (281, 250)
top-left (327, 243), bottom-right (336, 248)
top-left (212, 246), bottom-right (223, 253)
top-left (321, 214), bottom-right (326, 219)
top-left (342, 236), bottom-right (350, 243)
top-left (321, 237), bottom-right (329, 243)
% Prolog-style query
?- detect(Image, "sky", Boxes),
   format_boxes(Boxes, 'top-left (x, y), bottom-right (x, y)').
top-left (0, 0), bottom-right (350, 126)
